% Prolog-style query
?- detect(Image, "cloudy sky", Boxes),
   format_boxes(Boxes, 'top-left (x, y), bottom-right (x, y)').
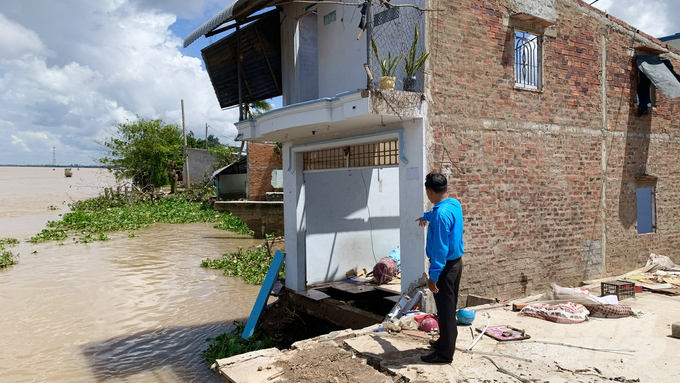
top-left (0, 0), bottom-right (678, 165)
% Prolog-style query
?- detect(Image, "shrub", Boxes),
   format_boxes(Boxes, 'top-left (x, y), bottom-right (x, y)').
top-left (0, 250), bottom-right (19, 268)
top-left (202, 322), bottom-right (277, 365)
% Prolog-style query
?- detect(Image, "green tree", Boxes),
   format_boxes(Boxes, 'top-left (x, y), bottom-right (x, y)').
top-left (186, 132), bottom-right (222, 149)
top-left (98, 117), bottom-right (183, 190)
top-left (243, 100), bottom-right (272, 120)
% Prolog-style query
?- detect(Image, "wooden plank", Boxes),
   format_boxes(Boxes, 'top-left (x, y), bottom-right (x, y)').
top-left (243, 250), bottom-right (284, 340)
top-left (403, 330), bottom-right (430, 339)
top-left (582, 264), bottom-right (656, 286)
top-left (375, 283), bottom-right (401, 294)
top-left (651, 287), bottom-right (680, 296)
top-left (631, 280), bottom-right (674, 290)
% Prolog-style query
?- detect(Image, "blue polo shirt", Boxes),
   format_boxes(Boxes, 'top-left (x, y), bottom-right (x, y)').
top-left (422, 197), bottom-right (464, 282)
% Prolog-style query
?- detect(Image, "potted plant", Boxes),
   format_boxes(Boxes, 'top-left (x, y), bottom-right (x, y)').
top-left (371, 39), bottom-right (403, 90)
top-left (403, 24), bottom-right (430, 91)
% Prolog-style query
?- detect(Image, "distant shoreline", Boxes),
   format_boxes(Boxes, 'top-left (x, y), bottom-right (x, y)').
top-left (0, 165), bottom-right (105, 168)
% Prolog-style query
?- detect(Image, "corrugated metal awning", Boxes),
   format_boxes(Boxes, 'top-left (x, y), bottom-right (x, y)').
top-left (212, 156), bottom-right (248, 178)
top-left (202, 9), bottom-right (282, 109)
top-left (184, 0), bottom-right (281, 48)
top-left (637, 55), bottom-right (680, 99)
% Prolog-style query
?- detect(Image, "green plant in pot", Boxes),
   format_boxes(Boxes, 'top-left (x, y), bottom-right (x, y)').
top-left (403, 24), bottom-right (430, 92)
top-left (371, 39), bottom-right (403, 90)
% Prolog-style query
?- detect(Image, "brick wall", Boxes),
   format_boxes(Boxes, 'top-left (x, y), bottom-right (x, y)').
top-left (247, 142), bottom-right (283, 201)
top-left (426, 0), bottom-right (680, 301)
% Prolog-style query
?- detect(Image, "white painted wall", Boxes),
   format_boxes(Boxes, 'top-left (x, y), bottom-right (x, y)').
top-left (280, 4), bottom-right (319, 106)
top-left (304, 167), bottom-right (400, 284)
top-left (317, 4), bottom-right (367, 98)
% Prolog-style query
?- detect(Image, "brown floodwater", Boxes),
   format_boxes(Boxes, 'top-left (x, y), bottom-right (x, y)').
top-left (0, 167), bottom-right (262, 382)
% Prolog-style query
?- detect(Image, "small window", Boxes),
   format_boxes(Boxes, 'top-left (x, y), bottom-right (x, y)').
top-left (636, 186), bottom-right (656, 234)
top-left (323, 10), bottom-right (336, 26)
top-left (514, 30), bottom-right (542, 90)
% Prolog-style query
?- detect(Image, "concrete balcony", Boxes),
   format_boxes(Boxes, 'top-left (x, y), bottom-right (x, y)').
top-left (235, 89), bottom-right (425, 142)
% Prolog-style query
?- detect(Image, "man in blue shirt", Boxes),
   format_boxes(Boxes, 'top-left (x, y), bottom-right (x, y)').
top-left (416, 172), bottom-right (464, 364)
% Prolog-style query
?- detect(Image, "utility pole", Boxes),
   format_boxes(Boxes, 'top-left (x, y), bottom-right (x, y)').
top-left (182, 99), bottom-right (190, 186)
top-left (205, 123), bottom-right (209, 149)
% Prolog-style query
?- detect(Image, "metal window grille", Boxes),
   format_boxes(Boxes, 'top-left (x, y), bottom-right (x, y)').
top-left (515, 31), bottom-right (542, 89)
top-left (323, 10), bottom-right (336, 26)
top-left (303, 140), bottom-right (399, 170)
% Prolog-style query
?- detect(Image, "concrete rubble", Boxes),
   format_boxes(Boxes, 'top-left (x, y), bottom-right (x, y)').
top-left (213, 292), bottom-right (680, 383)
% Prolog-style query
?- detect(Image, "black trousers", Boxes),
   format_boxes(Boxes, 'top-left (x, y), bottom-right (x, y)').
top-left (433, 257), bottom-right (463, 360)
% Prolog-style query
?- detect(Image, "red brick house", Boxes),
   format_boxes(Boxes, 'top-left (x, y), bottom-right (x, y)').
top-left (246, 141), bottom-right (282, 201)
top-left (187, 0), bottom-right (680, 302)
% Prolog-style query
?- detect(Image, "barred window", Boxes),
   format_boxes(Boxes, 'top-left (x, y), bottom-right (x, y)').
top-left (303, 140), bottom-right (399, 171)
top-left (515, 30), bottom-right (542, 90)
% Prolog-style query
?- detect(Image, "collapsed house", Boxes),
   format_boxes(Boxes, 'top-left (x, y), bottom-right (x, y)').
top-left (185, 0), bottom-right (680, 302)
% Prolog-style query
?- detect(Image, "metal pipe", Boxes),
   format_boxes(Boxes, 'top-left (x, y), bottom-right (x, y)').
top-left (237, 24), bottom-right (243, 121)
top-left (366, 1), bottom-right (372, 89)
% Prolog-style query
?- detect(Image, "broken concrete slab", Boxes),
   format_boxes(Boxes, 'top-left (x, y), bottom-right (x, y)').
top-left (287, 292), bottom-right (384, 329)
top-left (343, 333), bottom-right (460, 382)
top-left (296, 289), bottom-right (330, 301)
top-left (213, 348), bottom-right (283, 383)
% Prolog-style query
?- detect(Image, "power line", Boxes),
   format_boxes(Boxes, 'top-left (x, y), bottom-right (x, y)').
top-left (207, 125), bottom-right (237, 142)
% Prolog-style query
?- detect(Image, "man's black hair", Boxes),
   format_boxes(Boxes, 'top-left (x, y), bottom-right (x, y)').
top-left (424, 172), bottom-right (447, 193)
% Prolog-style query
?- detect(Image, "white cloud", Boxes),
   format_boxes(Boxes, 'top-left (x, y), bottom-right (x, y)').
top-left (0, 13), bottom-right (49, 59)
top-left (592, 0), bottom-right (677, 37)
top-left (131, 0), bottom-right (222, 19)
top-left (0, 0), bottom-right (238, 166)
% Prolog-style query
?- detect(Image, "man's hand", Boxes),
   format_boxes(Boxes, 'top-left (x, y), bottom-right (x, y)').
top-left (415, 217), bottom-right (428, 227)
top-left (428, 279), bottom-right (439, 294)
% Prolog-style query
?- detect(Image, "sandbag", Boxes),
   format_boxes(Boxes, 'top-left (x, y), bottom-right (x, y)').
top-left (373, 257), bottom-right (397, 285)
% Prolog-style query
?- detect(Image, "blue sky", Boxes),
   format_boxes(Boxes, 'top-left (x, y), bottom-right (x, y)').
top-left (0, 0), bottom-right (677, 165)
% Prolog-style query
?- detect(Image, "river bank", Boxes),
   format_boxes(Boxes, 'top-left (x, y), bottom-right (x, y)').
top-left (0, 167), bottom-right (264, 382)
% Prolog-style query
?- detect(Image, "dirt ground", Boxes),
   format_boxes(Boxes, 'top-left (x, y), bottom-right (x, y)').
top-left (236, 291), bottom-right (680, 383)
top-left (273, 342), bottom-right (396, 383)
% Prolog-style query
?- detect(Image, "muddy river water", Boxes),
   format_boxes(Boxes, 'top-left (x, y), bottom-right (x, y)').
top-left (0, 167), bottom-right (262, 382)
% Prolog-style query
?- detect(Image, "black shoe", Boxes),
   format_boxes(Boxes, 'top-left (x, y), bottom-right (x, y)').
top-left (428, 339), bottom-right (438, 348)
top-left (420, 352), bottom-right (452, 364)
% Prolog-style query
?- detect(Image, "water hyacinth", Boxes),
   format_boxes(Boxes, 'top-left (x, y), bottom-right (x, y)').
top-left (0, 238), bottom-right (20, 268)
top-left (29, 194), bottom-right (253, 244)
